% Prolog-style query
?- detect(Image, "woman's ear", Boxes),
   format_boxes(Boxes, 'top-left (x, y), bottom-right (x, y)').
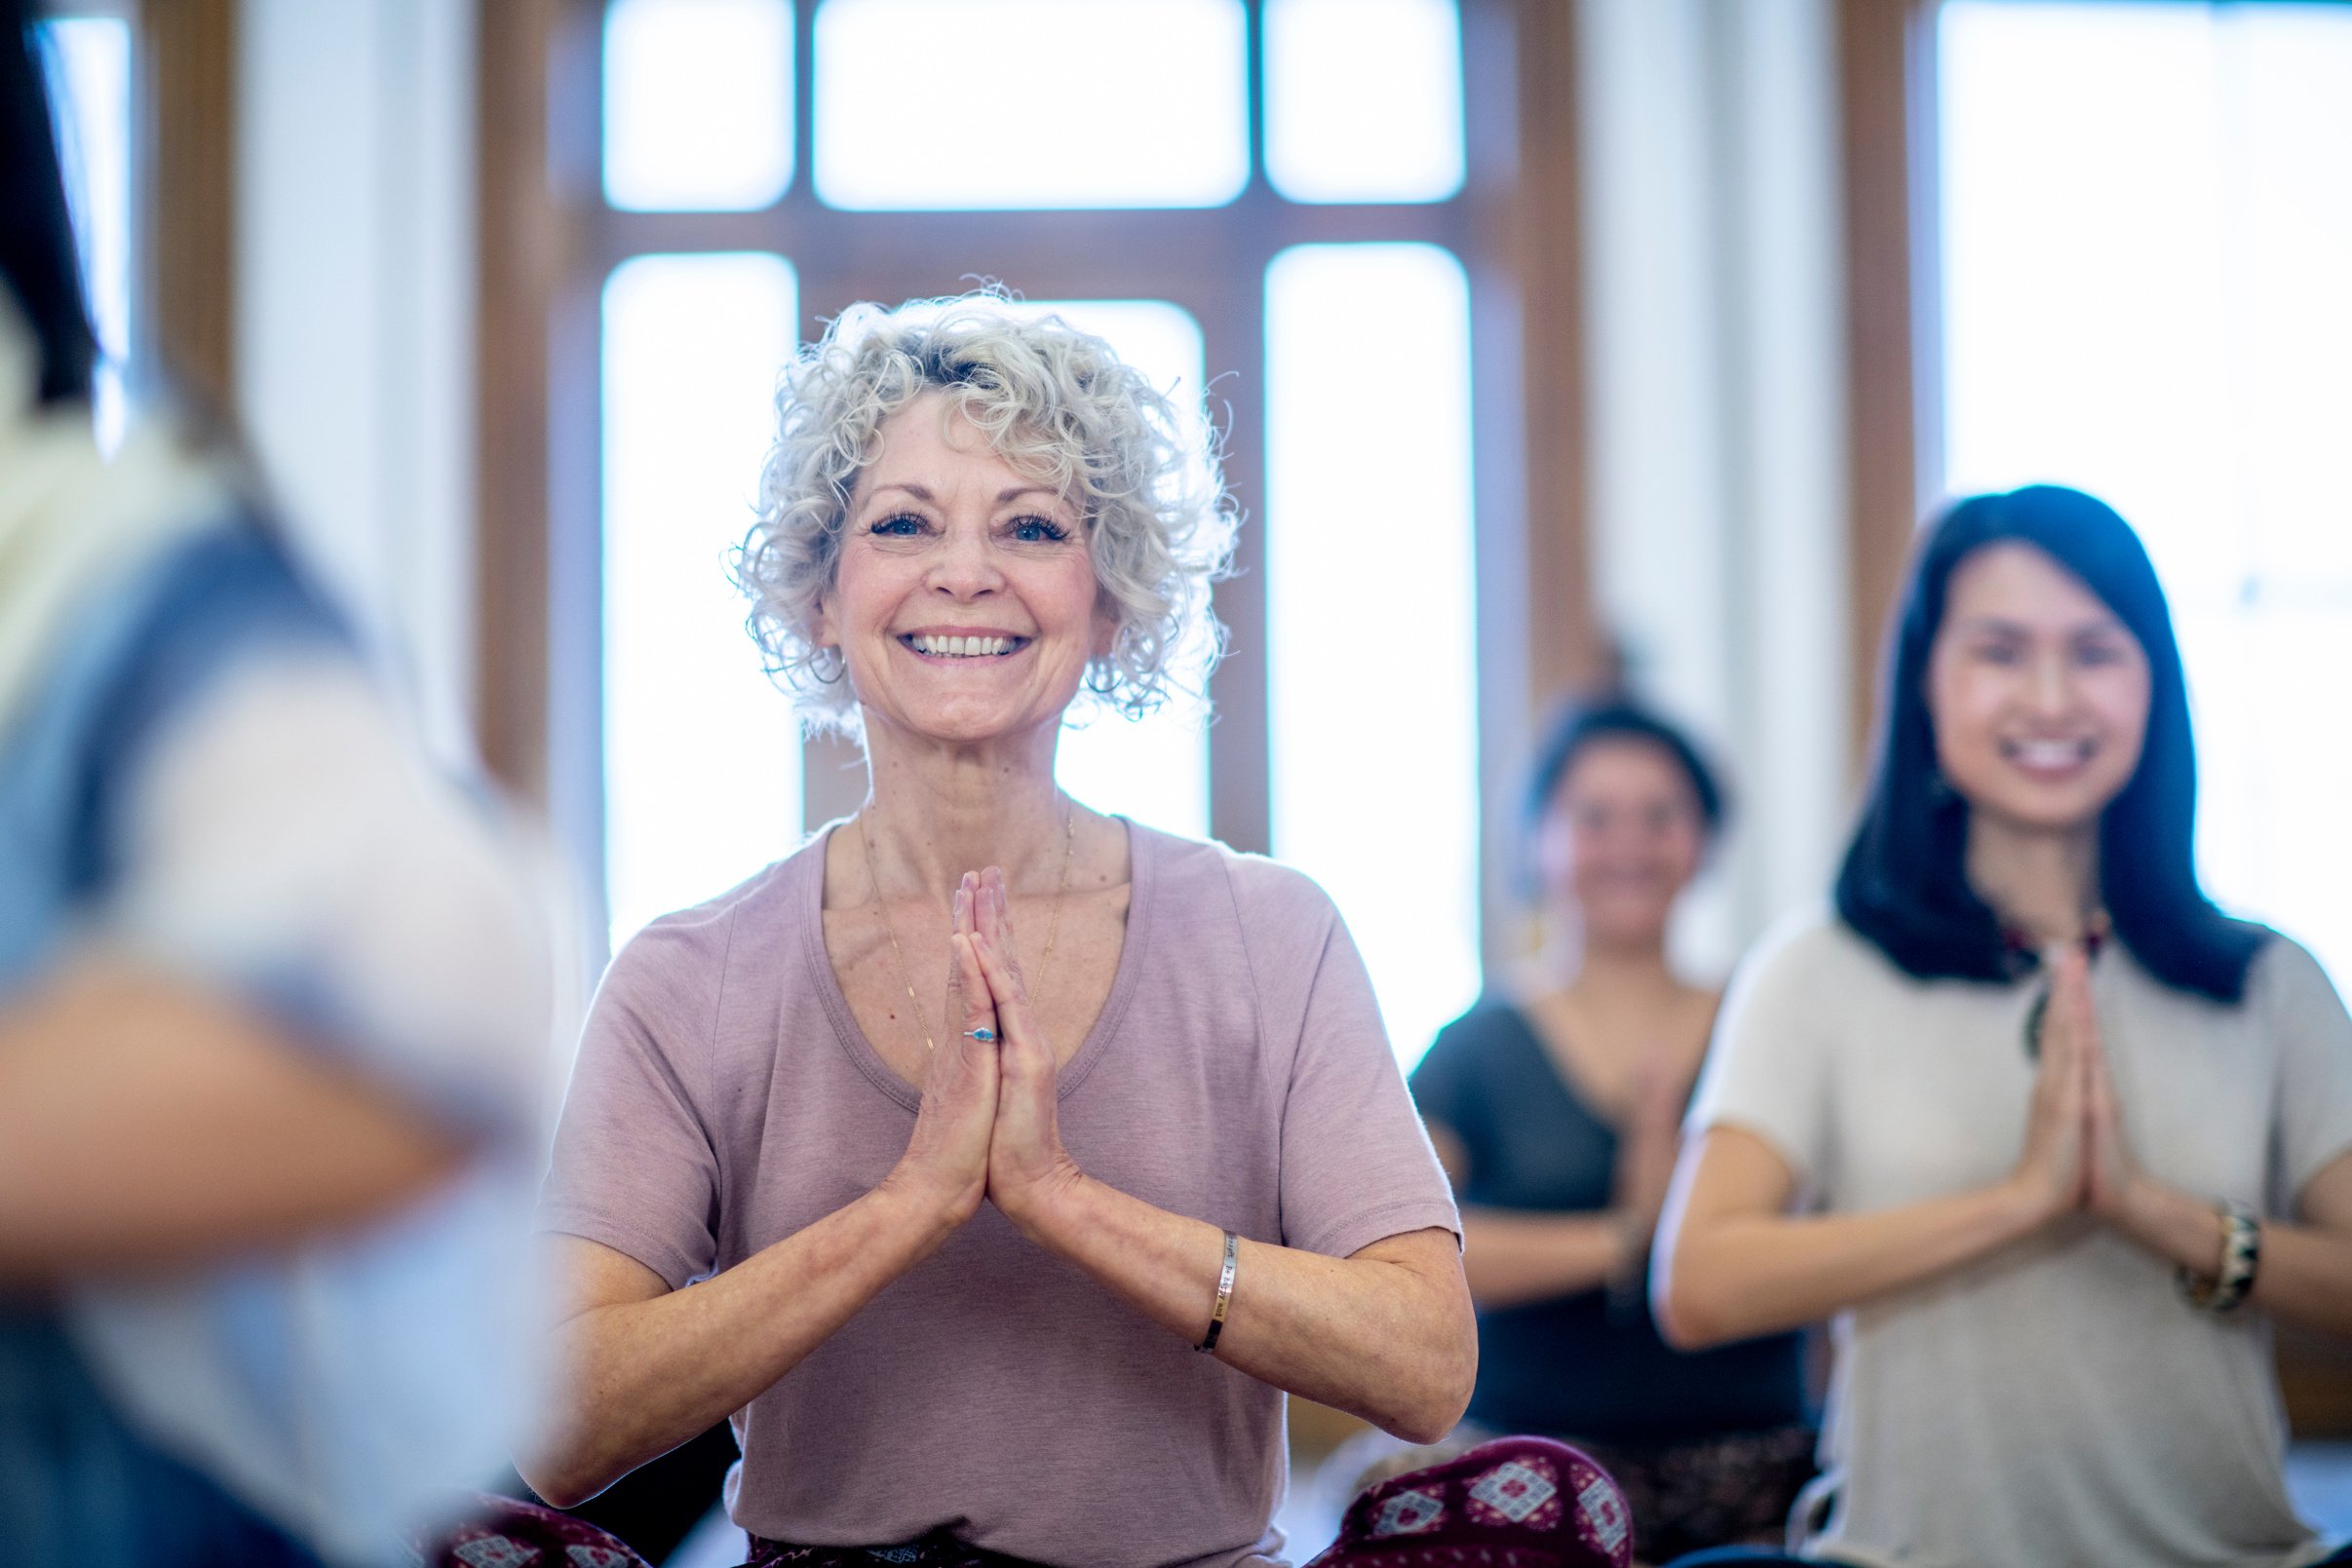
top-left (812, 589), bottom-right (838, 654)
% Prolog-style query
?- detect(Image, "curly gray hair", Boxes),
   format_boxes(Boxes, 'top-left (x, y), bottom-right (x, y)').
top-left (735, 290), bottom-right (1238, 733)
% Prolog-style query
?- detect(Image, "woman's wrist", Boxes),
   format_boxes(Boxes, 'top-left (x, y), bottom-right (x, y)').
top-left (2114, 1174), bottom-right (2229, 1273)
top-left (993, 1157), bottom-right (1093, 1246)
top-left (874, 1161), bottom-right (983, 1249)
top-left (1604, 1207), bottom-right (1650, 1282)
top-left (1994, 1170), bottom-right (2071, 1238)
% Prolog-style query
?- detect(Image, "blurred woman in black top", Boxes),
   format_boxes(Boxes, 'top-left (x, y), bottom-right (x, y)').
top-left (1410, 701), bottom-right (1811, 1561)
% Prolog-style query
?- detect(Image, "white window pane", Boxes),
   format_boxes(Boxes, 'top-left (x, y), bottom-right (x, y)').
top-left (604, 0), bottom-right (794, 211)
top-left (603, 254), bottom-right (803, 946)
top-left (814, 0), bottom-right (1248, 210)
top-left (1266, 244), bottom-right (1478, 1067)
top-left (39, 18), bottom-right (133, 447)
top-left (1940, 3), bottom-right (2352, 986)
top-left (1265, 0), bottom-right (1463, 205)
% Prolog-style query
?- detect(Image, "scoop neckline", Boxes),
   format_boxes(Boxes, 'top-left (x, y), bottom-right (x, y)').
top-left (798, 814), bottom-right (1156, 1113)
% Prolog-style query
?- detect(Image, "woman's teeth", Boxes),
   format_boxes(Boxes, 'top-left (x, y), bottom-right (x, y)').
top-left (2009, 739), bottom-right (2088, 769)
top-left (908, 633), bottom-right (1014, 658)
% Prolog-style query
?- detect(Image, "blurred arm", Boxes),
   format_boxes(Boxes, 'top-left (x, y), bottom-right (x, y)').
top-left (1426, 1119), bottom-right (1629, 1308)
top-left (1652, 1125), bottom-right (2047, 1349)
top-left (0, 645), bottom-right (551, 1285)
top-left (0, 963), bottom-right (463, 1286)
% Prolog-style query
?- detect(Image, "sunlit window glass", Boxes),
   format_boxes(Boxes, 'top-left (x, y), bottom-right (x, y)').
top-left (813, 0), bottom-right (1248, 210)
top-left (1264, 0), bottom-right (1464, 205)
top-left (38, 18), bottom-right (133, 447)
top-left (1266, 244), bottom-right (1479, 1066)
top-left (602, 253), bottom-right (803, 946)
top-left (604, 0), bottom-right (794, 211)
top-left (1940, 2), bottom-right (2352, 984)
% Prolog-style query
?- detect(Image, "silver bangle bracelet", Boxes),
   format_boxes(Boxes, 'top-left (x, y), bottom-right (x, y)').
top-left (1197, 1229), bottom-right (1238, 1354)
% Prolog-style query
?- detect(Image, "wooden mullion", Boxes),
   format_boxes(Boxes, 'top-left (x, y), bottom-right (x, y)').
top-left (139, 0), bottom-right (237, 414)
top-left (1836, 0), bottom-right (1942, 771)
top-left (476, 0), bottom-right (577, 805)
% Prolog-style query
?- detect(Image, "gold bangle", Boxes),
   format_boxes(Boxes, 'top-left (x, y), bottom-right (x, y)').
top-left (1197, 1230), bottom-right (1238, 1354)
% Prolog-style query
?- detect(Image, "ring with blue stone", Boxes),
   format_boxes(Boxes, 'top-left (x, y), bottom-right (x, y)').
top-left (964, 1026), bottom-right (997, 1044)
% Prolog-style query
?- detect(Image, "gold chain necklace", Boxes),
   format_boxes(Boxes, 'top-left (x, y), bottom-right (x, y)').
top-left (857, 799), bottom-right (1078, 1052)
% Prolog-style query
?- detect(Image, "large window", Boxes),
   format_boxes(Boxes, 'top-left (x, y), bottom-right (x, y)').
top-left (1939, 1), bottom-right (2352, 985)
top-left (587, 0), bottom-right (1497, 1060)
top-left (36, 11), bottom-right (135, 447)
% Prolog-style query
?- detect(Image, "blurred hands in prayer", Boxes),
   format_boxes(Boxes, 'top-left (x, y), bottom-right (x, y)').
top-left (2017, 945), bottom-right (2096, 1219)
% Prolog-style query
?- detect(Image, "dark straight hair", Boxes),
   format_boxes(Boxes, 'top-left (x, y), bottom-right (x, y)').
top-left (1519, 697), bottom-right (1726, 897)
top-left (1835, 483), bottom-right (2266, 1003)
top-left (1, 0), bottom-right (96, 405)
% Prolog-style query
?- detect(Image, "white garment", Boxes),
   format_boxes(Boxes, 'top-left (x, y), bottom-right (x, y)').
top-left (0, 294), bottom-right (225, 737)
top-left (1688, 908), bottom-right (2352, 1568)
top-left (0, 296), bottom-right (554, 1563)
top-left (65, 653), bottom-right (555, 1567)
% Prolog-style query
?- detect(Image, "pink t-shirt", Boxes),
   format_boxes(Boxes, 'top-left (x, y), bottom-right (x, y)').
top-left (538, 821), bottom-right (1459, 1567)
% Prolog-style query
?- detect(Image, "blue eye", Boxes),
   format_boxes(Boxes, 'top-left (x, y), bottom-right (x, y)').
top-left (1011, 515), bottom-right (1070, 544)
top-left (869, 513), bottom-right (925, 537)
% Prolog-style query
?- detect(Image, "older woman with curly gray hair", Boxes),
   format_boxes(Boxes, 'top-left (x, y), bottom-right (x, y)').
top-left (524, 294), bottom-right (1475, 1566)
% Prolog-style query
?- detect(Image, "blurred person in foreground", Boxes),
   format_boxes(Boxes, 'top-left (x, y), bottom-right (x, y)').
top-left (0, 12), bottom-right (552, 1565)
top-left (1407, 702), bottom-right (1811, 1563)
top-left (524, 293), bottom-right (1477, 1566)
top-left (1655, 486), bottom-right (2352, 1566)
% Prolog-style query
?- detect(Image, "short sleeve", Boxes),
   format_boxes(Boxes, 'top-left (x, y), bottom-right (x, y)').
top-left (100, 533), bottom-right (552, 1140)
top-left (2256, 936), bottom-right (2352, 1213)
top-left (1685, 913), bottom-right (1840, 1192)
top-left (537, 917), bottom-right (727, 1289)
top-left (1238, 864), bottom-right (1460, 1259)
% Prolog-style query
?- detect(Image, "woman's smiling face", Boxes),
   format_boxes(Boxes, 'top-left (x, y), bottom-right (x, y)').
top-left (1926, 540), bottom-right (2152, 835)
top-left (817, 391), bottom-right (1110, 746)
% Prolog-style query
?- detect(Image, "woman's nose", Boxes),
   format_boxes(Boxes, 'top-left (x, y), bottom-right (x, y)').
top-left (928, 521), bottom-right (1002, 597)
top-left (2028, 649), bottom-right (2073, 714)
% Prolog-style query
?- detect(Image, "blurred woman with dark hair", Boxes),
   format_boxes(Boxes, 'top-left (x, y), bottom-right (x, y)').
top-left (1409, 701), bottom-right (1813, 1563)
top-left (1655, 486), bottom-right (2352, 1566)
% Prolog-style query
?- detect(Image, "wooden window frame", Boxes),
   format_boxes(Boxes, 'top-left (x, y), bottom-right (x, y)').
top-left (478, 0), bottom-right (1600, 967)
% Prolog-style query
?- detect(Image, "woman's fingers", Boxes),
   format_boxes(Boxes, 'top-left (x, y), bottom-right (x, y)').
top-left (2037, 948), bottom-right (2085, 1072)
top-left (978, 868), bottom-right (1030, 993)
top-left (950, 928), bottom-right (998, 1044)
top-left (969, 930), bottom-right (1040, 1057)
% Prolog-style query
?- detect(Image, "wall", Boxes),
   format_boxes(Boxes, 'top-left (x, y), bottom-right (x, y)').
top-left (1576, 0), bottom-right (1854, 974)
top-left (236, 0), bottom-right (479, 767)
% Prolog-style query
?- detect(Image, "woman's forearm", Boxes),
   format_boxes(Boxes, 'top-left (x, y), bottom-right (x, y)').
top-left (530, 1179), bottom-right (957, 1507)
top-left (2116, 1177), bottom-right (2352, 1339)
top-left (1459, 1208), bottom-right (1629, 1309)
top-left (2251, 1220), bottom-right (2352, 1337)
top-left (0, 966), bottom-right (466, 1285)
top-left (1655, 1177), bottom-right (2048, 1349)
top-left (1007, 1172), bottom-right (1475, 1443)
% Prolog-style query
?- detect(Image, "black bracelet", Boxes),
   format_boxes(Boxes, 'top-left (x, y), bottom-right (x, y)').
top-left (1197, 1229), bottom-right (1238, 1353)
